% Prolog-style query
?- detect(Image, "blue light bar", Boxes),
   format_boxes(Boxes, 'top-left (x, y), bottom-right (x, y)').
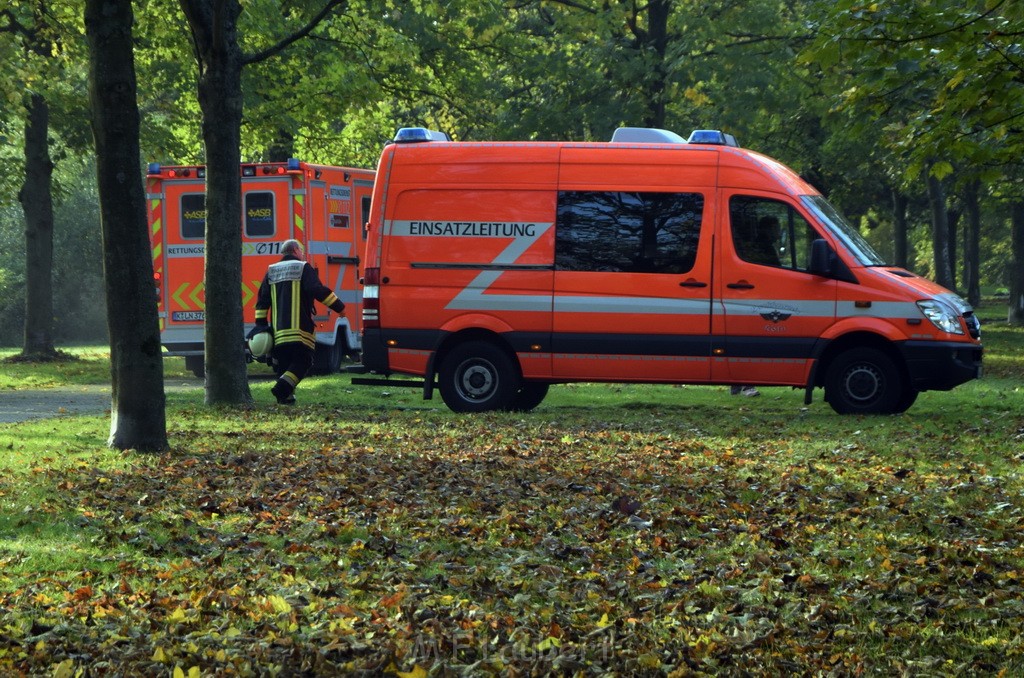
top-left (147, 162), bottom-right (161, 175)
top-left (393, 127), bottom-right (450, 143)
top-left (687, 130), bottom-right (740, 147)
top-left (287, 158), bottom-right (301, 171)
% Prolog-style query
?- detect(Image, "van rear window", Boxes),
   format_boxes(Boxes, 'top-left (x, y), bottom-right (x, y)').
top-left (555, 191), bottom-right (703, 274)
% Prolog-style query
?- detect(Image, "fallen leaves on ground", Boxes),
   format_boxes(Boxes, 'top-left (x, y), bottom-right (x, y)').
top-left (1, 406), bottom-right (1023, 676)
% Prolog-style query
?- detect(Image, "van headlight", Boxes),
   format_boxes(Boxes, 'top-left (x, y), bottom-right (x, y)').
top-left (917, 300), bottom-right (964, 335)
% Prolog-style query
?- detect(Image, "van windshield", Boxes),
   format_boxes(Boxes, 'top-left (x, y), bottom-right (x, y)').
top-left (802, 195), bottom-right (886, 266)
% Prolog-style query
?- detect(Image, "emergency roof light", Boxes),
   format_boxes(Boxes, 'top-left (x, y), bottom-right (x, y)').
top-left (610, 127), bottom-right (688, 144)
top-left (393, 127), bottom-right (451, 143)
top-left (287, 158), bottom-right (301, 171)
top-left (687, 129), bottom-right (740, 147)
top-left (147, 163), bottom-right (161, 175)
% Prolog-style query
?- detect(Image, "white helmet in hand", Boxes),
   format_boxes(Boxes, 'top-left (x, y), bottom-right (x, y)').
top-left (248, 331), bottom-right (274, 358)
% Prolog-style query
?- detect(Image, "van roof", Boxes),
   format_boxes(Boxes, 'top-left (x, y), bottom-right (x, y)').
top-left (385, 128), bottom-right (819, 197)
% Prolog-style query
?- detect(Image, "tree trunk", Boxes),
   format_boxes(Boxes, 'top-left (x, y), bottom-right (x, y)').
top-left (1010, 200), bottom-right (1024, 325)
top-left (962, 180), bottom-right (981, 307)
top-left (891, 188), bottom-right (910, 269)
top-left (267, 128), bottom-right (295, 162)
top-left (926, 169), bottom-right (954, 289)
top-left (643, 0), bottom-right (670, 129)
top-left (18, 92), bottom-right (56, 358)
top-left (179, 0), bottom-right (253, 405)
top-left (946, 205), bottom-right (960, 291)
top-left (85, 0), bottom-right (168, 451)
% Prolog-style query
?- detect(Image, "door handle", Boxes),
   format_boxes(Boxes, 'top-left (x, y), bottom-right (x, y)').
top-left (727, 281), bottom-right (755, 290)
top-left (328, 255), bottom-right (359, 265)
top-left (679, 279), bottom-right (708, 288)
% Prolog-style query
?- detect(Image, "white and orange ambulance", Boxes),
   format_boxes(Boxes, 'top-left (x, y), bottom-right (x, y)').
top-left (358, 127), bottom-right (983, 414)
top-left (146, 159), bottom-right (374, 376)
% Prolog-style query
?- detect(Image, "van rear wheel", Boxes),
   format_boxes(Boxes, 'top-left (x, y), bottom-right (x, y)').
top-left (438, 341), bottom-right (521, 413)
top-left (185, 355), bottom-right (205, 379)
top-left (506, 382), bottom-right (549, 412)
top-left (825, 347), bottom-right (903, 415)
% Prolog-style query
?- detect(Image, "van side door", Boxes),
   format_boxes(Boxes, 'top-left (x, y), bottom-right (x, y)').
top-left (551, 183), bottom-right (714, 382)
top-left (714, 193), bottom-right (837, 386)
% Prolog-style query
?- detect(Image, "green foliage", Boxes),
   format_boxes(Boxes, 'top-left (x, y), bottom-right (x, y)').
top-left (0, 323), bottom-right (1022, 673)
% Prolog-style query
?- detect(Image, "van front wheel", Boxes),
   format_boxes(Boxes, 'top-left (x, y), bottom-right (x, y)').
top-left (825, 347), bottom-right (903, 415)
top-left (439, 341), bottom-right (521, 413)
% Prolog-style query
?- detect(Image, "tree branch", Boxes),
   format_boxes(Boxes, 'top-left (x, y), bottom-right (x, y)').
top-left (243, 0), bottom-right (346, 67)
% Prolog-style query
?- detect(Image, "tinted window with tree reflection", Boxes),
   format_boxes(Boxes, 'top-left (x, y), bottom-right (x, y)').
top-left (729, 195), bottom-right (818, 271)
top-left (555, 191), bottom-right (704, 273)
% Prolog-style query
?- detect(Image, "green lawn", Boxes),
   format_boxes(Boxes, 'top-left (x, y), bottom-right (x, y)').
top-left (0, 317), bottom-right (1021, 675)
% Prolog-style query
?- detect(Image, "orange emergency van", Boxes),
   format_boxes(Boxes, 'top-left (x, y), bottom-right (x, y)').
top-left (358, 127), bottom-right (983, 414)
top-left (146, 159), bottom-right (374, 376)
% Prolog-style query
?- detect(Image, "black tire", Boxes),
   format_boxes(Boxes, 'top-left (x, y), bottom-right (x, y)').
top-left (313, 338), bottom-right (344, 374)
top-left (825, 347), bottom-right (904, 415)
top-left (438, 341), bottom-right (521, 413)
top-left (185, 355), bottom-right (205, 379)
top-left (506, 382), bottom-right (550, 412)
top-left (894, 385), bottom-right (919, 414)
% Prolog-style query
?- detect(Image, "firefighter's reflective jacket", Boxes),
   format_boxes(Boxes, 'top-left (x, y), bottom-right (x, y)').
top-left (254, 255), bottom-right (344, 349)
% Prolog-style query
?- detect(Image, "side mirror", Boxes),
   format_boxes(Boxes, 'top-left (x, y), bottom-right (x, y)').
top-left (809, 239), bottom-right (832, 277)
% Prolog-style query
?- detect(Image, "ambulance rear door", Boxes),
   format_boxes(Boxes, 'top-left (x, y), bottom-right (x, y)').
top-left (551, 147), bottom-right (716, 382)
top-left (714, 191), bottom-right (838, 386)
top-left (240, 171), bottom-right (294, 329)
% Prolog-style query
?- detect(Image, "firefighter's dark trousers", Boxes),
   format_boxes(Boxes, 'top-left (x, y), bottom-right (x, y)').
top-left (271, 342), bottom-right (314, 403)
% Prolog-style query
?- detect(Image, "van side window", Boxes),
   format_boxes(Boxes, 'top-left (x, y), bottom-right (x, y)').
top-left (556, 191), bottom-right (704, 273)
top-left (729, 196), bottom-right (817, 271)
top-left (180, 193), bottom-right (206, 239)
top-left (244, 191), bottom-right (275, 238)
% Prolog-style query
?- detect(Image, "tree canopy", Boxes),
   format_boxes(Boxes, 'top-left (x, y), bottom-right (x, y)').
top-left (3, 0), bottom-right (1023, 371)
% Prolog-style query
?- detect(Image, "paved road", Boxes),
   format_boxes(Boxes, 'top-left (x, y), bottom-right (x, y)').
top-left (0, 380), bottom-right (201, 424)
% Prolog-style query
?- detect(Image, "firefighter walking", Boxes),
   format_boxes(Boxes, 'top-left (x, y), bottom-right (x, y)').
top-left (250, 239), bottom-right (344, 404)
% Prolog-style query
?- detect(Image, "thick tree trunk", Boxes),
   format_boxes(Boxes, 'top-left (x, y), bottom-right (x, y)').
top-left (926, 170), bottom-right (954, 289)
top-left (891, 188), bottom-right (910, 270)
top-left (1010, 201), bottom-right (1024, 325)
top-left (85, 0), bottom-right (168, 451)
top-left (962, 180), bottom-right (981, 307)
top-left (19, 92), bottom-right (56, 358)
top-left (180, 0), bottom-right (253, 405)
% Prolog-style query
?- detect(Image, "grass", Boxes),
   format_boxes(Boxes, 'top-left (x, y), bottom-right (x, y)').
top-left (0, 316), bottom-right (1022, 675)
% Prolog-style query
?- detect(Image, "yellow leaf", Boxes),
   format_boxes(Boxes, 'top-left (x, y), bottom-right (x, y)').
top-left (52, 660), bottom-right (76, 678)
top-left (173, 666), bottom-right (185, 678)
top-left (268, 595), bottom-right (292, 614)
top-left (638, 652), bottom-right (661, 669)
top-left (597, 612), bottom-right (611, 628)
top-left (168, 607), bottom-right (188, 623)
top-left (395, 665), bottom-right (428, 678)
top-left (189, 668), bottom-right (202, 678)
top-left (224, 626), bottom-right (242, 638)
top-left (152, 647), bottom-right (168, 662)
top-left (536, 636), bottom-right (561, 651)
